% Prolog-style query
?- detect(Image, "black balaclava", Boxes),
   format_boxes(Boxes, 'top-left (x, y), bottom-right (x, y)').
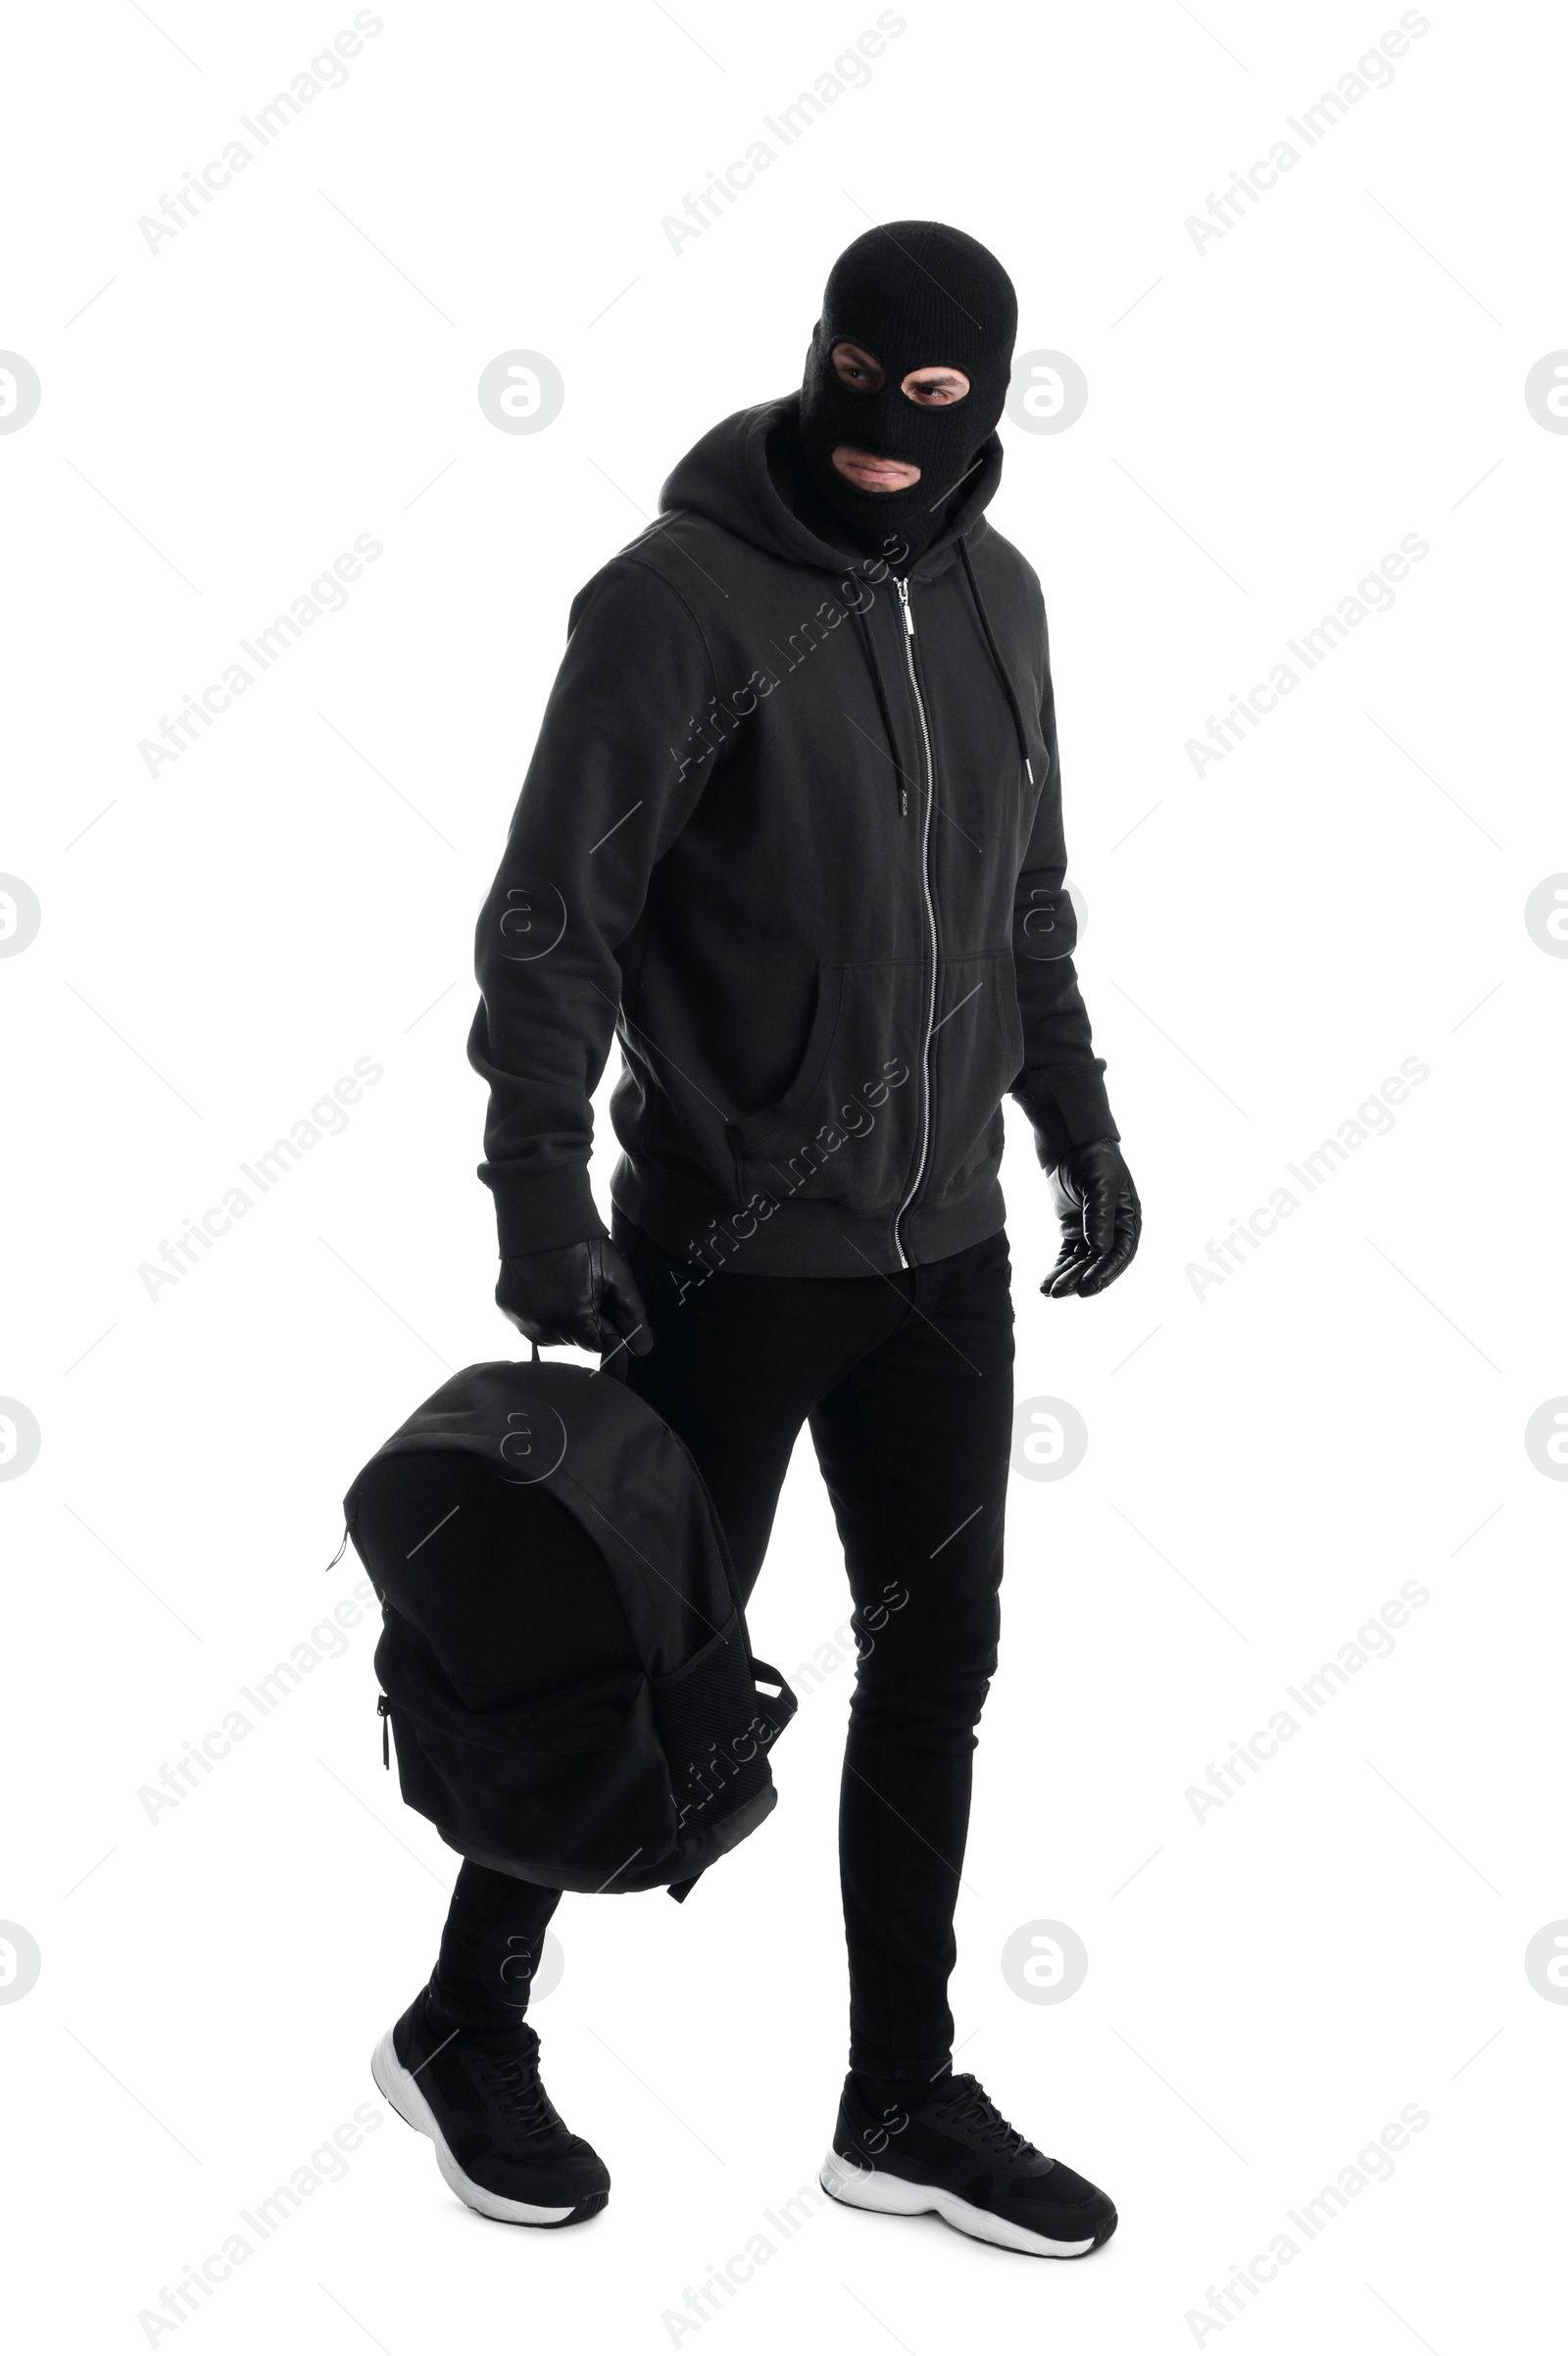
top-left (797, 220), bottom-right (1018, 564)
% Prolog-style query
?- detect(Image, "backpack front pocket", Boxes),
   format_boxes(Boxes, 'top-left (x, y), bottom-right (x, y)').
top-left (374, 1616), bottom-right (676, 1890)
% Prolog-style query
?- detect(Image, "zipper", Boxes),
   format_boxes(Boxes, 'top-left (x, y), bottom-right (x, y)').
top-left (893, 574), bottom-right (938, 1272)
top-left (376, 1692), bottom-right (390, 1768)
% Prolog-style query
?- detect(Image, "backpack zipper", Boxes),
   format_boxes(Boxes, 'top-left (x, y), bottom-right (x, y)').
top-left (893, 573), bottom-right (938, 1273)
top-left (376, 1692), bottom-right (390, 1768)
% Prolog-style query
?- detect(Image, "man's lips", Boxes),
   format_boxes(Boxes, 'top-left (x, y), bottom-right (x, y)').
top-left (834, 448), bottom-right (921, 489)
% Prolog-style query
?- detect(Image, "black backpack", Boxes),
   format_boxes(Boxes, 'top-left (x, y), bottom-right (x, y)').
top-left (343, 1350), bottom-right (797, 1901)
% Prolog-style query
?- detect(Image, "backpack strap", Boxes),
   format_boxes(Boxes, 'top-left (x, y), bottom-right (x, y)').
top-left (663, 1656), bottom-right (797, 1904)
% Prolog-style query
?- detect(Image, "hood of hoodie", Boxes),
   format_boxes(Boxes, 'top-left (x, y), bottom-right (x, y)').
top-left (658, 391), bottom-right (1004, 583)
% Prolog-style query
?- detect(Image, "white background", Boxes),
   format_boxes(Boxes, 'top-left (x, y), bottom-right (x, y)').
top-left (3, 1), bottom-right (1565, 2348)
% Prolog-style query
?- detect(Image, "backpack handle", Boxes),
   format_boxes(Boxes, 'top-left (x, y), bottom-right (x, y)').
top-left (526, 1335), bottom-right (630, 1384)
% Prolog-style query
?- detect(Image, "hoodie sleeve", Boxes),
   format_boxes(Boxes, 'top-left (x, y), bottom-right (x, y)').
top-left (1007, 611), bottom-right (1120, 1168)
top-left (466, 555), bottom-right (721, 1255)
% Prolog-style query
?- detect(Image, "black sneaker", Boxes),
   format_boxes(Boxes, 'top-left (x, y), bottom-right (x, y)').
top-left (371, 1988), bottom-right (609, 2228)
top-left (821, 2072), bottom-right (1116, 2258)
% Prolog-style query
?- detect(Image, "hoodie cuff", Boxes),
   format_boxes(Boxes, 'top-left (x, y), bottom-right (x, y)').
top-left (479, 1162), bottom-right (611, 1258)
top-left (1013, 1061), bottom-right (1119, 1170)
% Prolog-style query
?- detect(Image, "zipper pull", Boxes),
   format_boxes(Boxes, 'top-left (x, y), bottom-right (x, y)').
top-left (376, 1693), bottom-right (390, 1768)
top-left (900, 786), bottom-right (908, 817)
top-left (898, 577), bottom-right (914, 634)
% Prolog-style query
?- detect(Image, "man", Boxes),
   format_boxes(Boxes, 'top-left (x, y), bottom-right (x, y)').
top-left (374, 221), bottom-right (1140, 2254)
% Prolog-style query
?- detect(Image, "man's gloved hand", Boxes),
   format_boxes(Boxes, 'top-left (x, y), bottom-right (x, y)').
top-left (1043, 1140), bottom-right (1142, 1299)
top-left (495, 1238), bottom-right (654, 1355)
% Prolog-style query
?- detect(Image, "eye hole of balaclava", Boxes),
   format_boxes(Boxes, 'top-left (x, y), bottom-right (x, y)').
top-left (797, 220), bottom-right (1018, 564)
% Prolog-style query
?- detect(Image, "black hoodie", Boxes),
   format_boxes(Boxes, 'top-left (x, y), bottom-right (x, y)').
top-left (466, 395), bottom-right (1118, 1279)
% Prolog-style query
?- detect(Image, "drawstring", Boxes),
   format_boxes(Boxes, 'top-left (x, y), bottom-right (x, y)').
top-left (849, 545), bottom-right (1042, 813)
top-left (851, 603), bottom-right (914, 817)
top-left (957, 539), bottom-right (1040, 788)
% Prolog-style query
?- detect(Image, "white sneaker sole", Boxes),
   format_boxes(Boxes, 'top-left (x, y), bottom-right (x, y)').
top-left (370, 2026), bottom-right (577, 2227)
top-left (819, 2149), bottom-right (1100, 2258)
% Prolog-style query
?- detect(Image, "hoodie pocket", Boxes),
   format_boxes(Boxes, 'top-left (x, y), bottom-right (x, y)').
top-left (925, 949), bottom-right (1026, 1203)
top-left (727, 958), bottom-right (924, 1218)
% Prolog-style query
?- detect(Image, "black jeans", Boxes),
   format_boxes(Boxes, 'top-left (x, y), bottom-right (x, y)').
top-left (432, 1212), bottom-right (1016, 2078)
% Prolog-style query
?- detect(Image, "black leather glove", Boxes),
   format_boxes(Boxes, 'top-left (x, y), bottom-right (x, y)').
top-left (1043, 1140), bottom-right (1142, 1299)
top-left (495, 1238), bottom-right (654, 1355)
